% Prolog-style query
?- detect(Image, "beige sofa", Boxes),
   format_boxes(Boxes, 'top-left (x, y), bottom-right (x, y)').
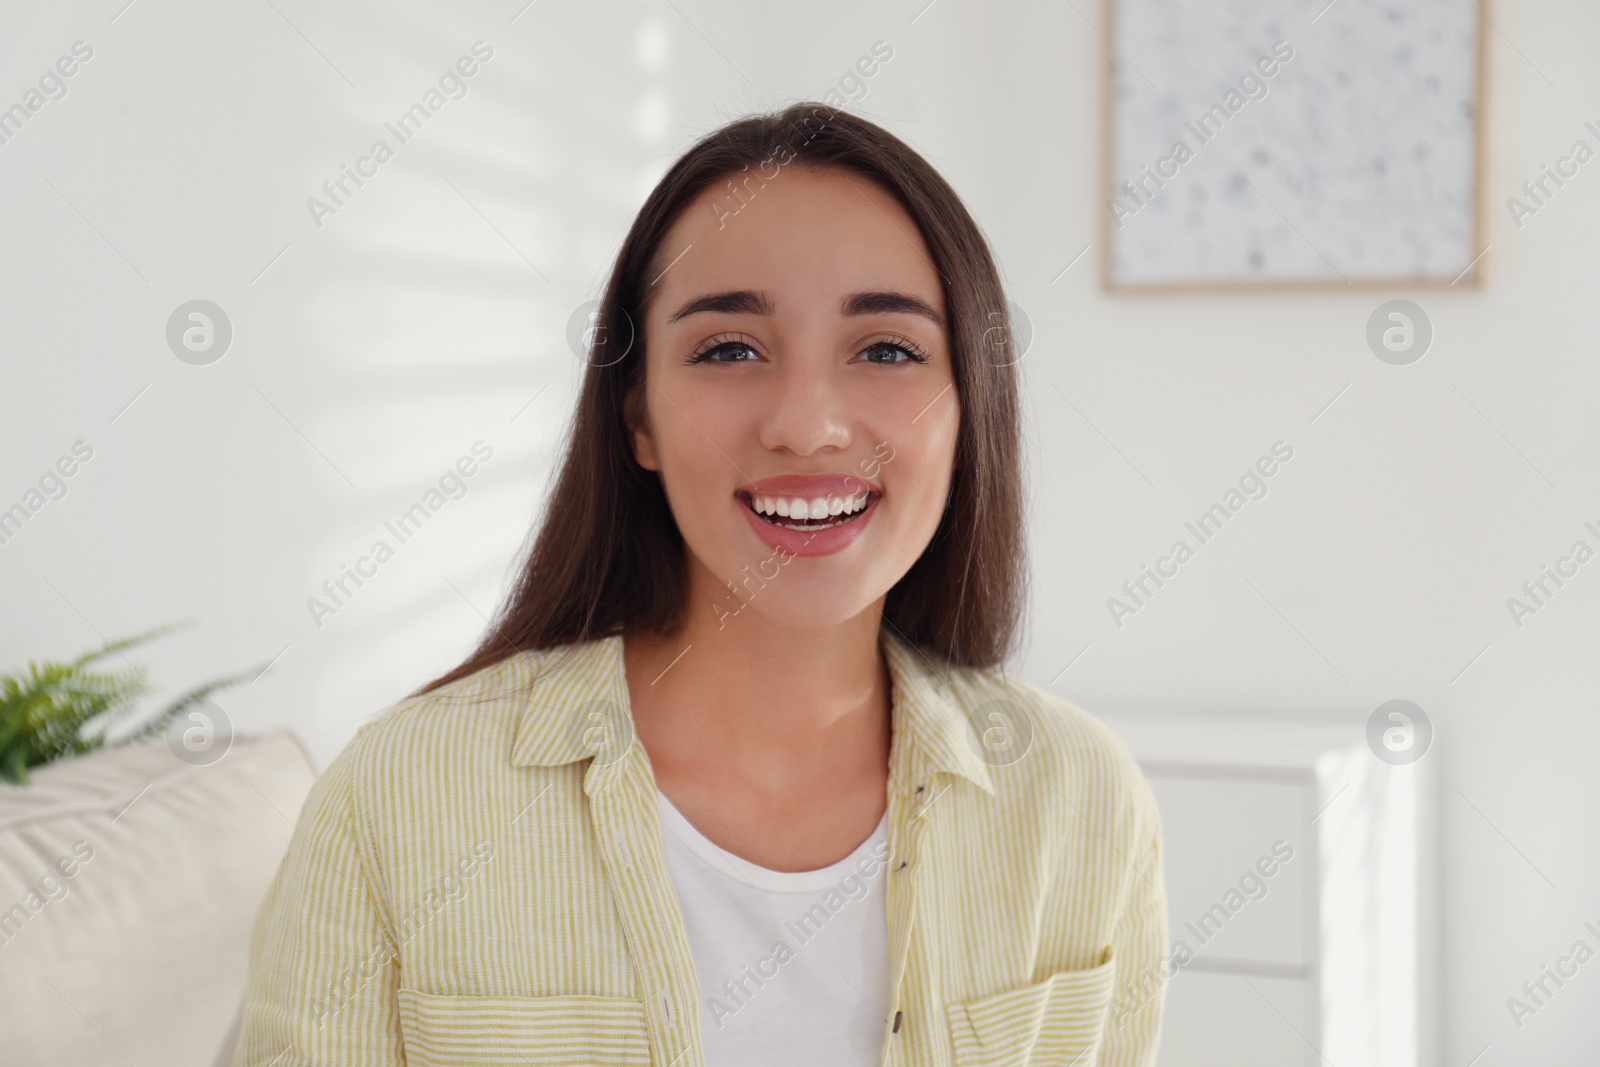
top-left (0, 730), bottom-right (316, 1066)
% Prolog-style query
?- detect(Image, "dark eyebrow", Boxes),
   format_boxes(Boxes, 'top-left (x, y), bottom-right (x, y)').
top-left (666, 288), bottom-right (945, 329)
top-left (666, 289), bottom-right (775, 324)
top-left (841, 290), bottom-right (945, 329)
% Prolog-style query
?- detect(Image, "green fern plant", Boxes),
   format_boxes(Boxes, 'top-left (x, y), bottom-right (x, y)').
top-left (0, 624), bottom-right (265, 786)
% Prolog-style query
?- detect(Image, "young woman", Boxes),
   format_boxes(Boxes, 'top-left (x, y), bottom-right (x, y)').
top-left (234, 103), bottom-right (1167, 1067)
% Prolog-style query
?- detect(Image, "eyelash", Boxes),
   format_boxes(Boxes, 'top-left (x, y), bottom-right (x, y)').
top-left (683, 333), bottom-right (931, 366)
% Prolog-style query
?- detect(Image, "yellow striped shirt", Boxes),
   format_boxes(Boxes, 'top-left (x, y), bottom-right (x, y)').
top-left (233, 627), bottom-right (1167, 1066)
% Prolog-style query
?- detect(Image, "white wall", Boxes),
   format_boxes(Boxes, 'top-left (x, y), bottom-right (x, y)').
top-left (2, 0), bottom-right (1596, 1062)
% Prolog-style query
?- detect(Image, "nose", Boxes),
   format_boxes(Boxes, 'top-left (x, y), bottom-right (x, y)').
top-left (757, 348), bottom-right (853, 457)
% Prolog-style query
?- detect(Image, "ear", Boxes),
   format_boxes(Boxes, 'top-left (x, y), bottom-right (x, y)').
top-left (624, 385), bottom-right (660, 472)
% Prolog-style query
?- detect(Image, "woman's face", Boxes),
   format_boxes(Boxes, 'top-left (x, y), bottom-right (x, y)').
top-left (630, 165), bottom-right (960, 633)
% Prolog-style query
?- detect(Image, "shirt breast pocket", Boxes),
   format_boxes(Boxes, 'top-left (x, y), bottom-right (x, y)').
top-left (944, 957), bottom-right (1117, 1067)
top-left (397, 988), bottom-right (654, 1066)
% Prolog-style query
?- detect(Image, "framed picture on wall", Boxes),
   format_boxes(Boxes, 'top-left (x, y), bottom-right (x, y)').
top-left (1101, 0), bottom-right (1487, 290)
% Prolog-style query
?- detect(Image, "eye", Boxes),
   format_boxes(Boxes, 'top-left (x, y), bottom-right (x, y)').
top-left (684, 333), bottom-right (762, 365)
top-left (855, 335), bottom-right (930, 366)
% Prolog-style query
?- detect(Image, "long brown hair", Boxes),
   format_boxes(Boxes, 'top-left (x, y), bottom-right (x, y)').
top-left (414, 102), bottom-right (1024, 696)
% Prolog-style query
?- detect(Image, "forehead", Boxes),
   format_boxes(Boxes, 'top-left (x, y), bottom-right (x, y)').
top-left (646, 166), bottom-right (945, 323)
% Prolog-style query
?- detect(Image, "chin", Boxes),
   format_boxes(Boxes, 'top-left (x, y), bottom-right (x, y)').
top-left (716, 577), bottom-right (885, 633)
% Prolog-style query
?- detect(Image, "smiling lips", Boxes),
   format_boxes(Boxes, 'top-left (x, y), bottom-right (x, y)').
top-left (735, 474), bottom-right (882, 555)
top-left (737, 475), bottom-right (880, 532)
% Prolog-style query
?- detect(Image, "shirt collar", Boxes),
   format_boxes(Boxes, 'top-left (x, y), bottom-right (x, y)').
top-left (509, 627), bottom-right (996, 798)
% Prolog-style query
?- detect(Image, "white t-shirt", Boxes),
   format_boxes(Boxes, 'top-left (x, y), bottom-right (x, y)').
top-left (654, 788), bottom-right (892, 1066)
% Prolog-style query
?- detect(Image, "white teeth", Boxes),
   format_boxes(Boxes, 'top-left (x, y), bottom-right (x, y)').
top-left (745, 491), bottom-right (873, 525)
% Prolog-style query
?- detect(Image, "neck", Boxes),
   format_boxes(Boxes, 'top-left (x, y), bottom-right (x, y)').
top-left (622, 555), bottom-right (892, 800)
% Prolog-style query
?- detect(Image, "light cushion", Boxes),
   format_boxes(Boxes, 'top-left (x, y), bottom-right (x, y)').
top-left (0, 729), bottom-right (316, 1067)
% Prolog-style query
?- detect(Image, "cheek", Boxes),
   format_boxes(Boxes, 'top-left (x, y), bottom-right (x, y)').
top-left (649, 386), bottom-right (745, 514)
top-left (904, 390), bottom-right (960, 472)
top-left (881, 403), bottom-right (960, 529)
top-left (660, 383), bottom-right (745, 459)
